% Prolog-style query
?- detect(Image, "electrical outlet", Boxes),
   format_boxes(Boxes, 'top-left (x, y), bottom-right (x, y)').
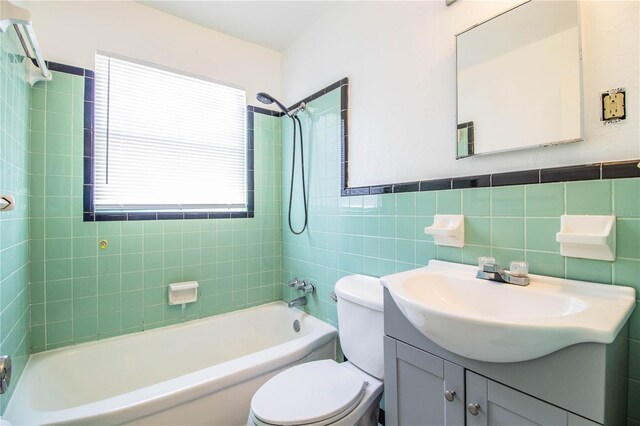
top-left (602, 90), bottom-right (626, 121)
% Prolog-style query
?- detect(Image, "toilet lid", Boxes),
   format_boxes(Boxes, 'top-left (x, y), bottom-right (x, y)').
top-left (251, 360), bottom-right (367, 426)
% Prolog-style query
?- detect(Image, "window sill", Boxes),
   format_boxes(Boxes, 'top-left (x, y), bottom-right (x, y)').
top-left (83, 210), bottom-right (253, 222)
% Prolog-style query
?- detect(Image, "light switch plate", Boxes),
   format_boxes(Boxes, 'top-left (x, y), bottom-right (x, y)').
top-left (601, 89), bottom-right (626, 121)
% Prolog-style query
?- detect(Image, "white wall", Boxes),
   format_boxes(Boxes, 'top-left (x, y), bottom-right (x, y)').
top-left (282, 1), bottom-right (640, 187)
top-left (27, 0), bottom-right (282, 106)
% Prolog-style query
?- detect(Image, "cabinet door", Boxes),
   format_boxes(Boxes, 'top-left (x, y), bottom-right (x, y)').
top-left (465, 371), bottom-right (570, 426)
top-left (384, 337), bottom-right (464, 426)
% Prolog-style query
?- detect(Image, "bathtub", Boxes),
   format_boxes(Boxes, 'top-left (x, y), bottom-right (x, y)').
top-left (4, 302), bottom-right (337, 425)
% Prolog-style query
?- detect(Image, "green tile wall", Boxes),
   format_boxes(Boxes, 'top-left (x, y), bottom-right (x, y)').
top-left (281, 88), bottom-right (640, 423)
top-left (29, 70), bottom-right (282, 352)
top-left (0, 28), bottom-right (31, 414)
top-left (8, 65), bottom-right (639, 422)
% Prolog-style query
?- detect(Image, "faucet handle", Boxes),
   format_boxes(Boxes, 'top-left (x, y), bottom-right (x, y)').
top-left (478, 256), bottom-right (498, 272)
top-left (482, 264), bottom-right (502, 273)
top-left (478, 256), bottom-right (496, 268)
top-left (509, 261), bottom-right (529, 277)
top-left (288, 278), bottom-right (302, 288)
top-left (301, 282), bottom-right (316, 294)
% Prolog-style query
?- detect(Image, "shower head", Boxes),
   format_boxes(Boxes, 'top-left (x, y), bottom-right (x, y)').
top-left (256, 92), bottom-right (290, 116)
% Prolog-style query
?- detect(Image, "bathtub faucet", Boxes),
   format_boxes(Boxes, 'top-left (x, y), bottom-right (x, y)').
top-left (287, 296), bottom-right (307, 308)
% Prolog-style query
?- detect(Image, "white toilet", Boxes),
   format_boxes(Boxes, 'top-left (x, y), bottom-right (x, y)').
top-left (248, 274), bottom-right (384, 426)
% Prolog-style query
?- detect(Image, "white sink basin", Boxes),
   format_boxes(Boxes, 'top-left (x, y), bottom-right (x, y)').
top-left (381, 260), bottom-right (636, 363)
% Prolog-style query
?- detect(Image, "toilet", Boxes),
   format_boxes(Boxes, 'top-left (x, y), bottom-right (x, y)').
top-left (248, 274), bottom-right (384, 426)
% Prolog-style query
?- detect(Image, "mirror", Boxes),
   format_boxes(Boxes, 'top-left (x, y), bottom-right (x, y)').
top-left (456, 0), bottom-right (583, 158)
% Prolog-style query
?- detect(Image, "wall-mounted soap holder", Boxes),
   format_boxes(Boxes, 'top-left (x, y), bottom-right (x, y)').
top-left (168, 281), bottom-right (199, 307)
top-left (424, 214), bottom-right (465, 248)
top-left (556, 215), bottom-right (616, 261)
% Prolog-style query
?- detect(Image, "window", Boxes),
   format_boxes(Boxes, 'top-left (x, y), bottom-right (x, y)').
top-left (88, 53), bottom-right (250, 220)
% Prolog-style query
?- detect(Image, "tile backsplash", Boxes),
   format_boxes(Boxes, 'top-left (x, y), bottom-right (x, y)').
top-left (281, 87), bottom-right (640, 423)
top-left (28, 70), bottom-right (283, 352)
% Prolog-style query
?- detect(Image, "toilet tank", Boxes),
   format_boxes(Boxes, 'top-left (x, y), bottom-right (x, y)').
top-left (335, 274), bottom-right (384, 380)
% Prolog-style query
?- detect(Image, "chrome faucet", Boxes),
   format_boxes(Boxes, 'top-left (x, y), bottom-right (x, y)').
top-left (288, 296), bottom-right (307, 308)
top-left (476, 261), bottom-right (530, 286)
top-left (288, 278), bottom-right (316, 294)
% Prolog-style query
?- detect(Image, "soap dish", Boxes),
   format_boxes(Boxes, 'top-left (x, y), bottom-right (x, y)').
top-left (556, 215), bottom-right (616, 261)
top-left (168, 281), bottom-right (199, 306)
top-left (424, 215), bottom-right (465, 248)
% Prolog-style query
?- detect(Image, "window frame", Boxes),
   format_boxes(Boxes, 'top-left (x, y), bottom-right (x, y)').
top-left (83, 53), bottom-right (254, 222)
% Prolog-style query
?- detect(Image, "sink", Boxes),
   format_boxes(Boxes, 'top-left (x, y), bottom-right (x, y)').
top-left (381, 260), bottom-right (636, 363)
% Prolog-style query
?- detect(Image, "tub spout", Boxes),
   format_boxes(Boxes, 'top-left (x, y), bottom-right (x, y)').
top-left (288, 296), bottom-right (307, 308)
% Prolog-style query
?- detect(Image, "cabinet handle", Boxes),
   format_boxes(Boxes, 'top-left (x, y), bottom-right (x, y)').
top-left (467, 403), bottom-right (480, 416)
top-left (444, 390), bottom-right (456, 402)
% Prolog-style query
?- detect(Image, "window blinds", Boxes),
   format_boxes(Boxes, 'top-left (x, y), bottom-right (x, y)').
top-left (93, 54), bottom-right (247, 212)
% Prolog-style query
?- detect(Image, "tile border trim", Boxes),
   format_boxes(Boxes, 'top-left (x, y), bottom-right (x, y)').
top-left (249, 78), bottom-right (352, 196)
top-left (327, 72), bottom-right (639, 195)
top-left (42, 61), bottom-right (258, 221)
top-left (291, 78), bottom-right (356, 196)
top-left (253, 78), bottom-right (640, 197)
top-left (341, 160), bottom-right (640, 196)
top-left (330, 79), bottom-right (640, 195)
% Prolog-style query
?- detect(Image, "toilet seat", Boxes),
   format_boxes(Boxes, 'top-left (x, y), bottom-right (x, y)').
top-left (250, 360), bottom-right (368, 426)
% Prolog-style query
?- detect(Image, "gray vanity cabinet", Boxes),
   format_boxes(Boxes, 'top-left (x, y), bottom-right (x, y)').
top-left (384, 337), bottom-right (465, 426)
top-left (384, 289), bottom-right (628, 425)
top-left (385, 336), bottom-right (603, 426)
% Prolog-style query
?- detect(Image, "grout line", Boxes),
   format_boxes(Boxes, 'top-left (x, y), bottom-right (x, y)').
top-left (563, 182), bottom-right (568, 279)
top-left (42, 84), bottom-right (48, 349)
top-left (523, 185), bottom-right (528, 264)
top-left (489, 187), bottom-right (493, 259)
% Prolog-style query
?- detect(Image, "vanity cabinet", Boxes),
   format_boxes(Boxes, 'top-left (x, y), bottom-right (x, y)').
top-left (384, 338), bottom-right (464, 426)
top-left (384, 338), bottom-right (600, 426)
top-left (384, 290), bottom-right (628, 425)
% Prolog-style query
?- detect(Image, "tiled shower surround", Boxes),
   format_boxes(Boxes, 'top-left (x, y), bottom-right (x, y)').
top-left (28, 70), bottom-right (283, 352)
top-left (281, 88), bottom-right (640, 423)
top-left (0, 28), bottom-right (31, 413)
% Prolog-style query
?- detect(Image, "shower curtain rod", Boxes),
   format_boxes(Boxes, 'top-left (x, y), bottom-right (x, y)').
top-left (0, 0), bottom-right (52, 86)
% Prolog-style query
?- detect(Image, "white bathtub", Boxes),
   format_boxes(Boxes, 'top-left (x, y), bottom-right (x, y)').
top-left (4, 302), bottom-right (337, 425)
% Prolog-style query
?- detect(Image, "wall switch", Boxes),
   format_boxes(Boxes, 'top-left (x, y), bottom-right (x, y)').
top-left (602, 90), bottom-right (626, 121)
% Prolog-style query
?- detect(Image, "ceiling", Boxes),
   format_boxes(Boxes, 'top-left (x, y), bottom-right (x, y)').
top-left (138, 1), bottom-right (340, 52)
